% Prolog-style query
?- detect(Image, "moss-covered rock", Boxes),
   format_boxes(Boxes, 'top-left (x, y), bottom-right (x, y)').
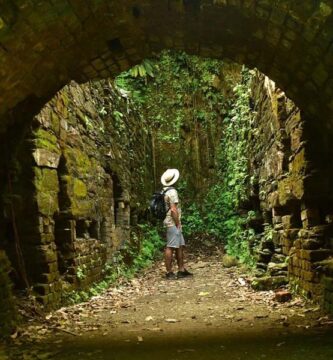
top-left (63, 147), bottom-right (92, 173)
top-left (34, 167), bottom-right (59, 215)
top-left (33, 128), bottom-right (61, 155)
top-left (34, 168), bottom-right (59, 193)
top-left (222, 254), bottom-right (239, 268)
top-left (251, 276), bottom-right (288, 291)
top-left (73, 179), bottom-right (87, 198)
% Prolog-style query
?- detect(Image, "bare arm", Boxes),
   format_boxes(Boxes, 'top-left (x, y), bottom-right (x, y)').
top-left (170, 203), bottom-right (181, 228)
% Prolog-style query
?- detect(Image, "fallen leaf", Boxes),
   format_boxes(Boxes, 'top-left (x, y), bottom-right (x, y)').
top-left (254, 315), bottom-right (268, 319)
top-left (238, 278), bottom-right (246, 286)
top-left (165, 318), bottom-right (178, 323)
top-left (145, 327), bottom-right (163, 332)
top-left (10, 331), bottom-right (18, 339)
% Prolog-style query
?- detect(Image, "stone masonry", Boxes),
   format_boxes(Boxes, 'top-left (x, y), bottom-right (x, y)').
top-left (0, 1), bottom-right (333, 130)
top-left (0, 80), bottom-right (153, 308)
top-left (248, 71), bottom-right (333, 312)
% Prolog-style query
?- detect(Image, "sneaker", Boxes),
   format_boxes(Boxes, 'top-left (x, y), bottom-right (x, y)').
top-left (165, 272), bottom-right (177, 280)
top-left (177, 269), bottom-right (193, 278)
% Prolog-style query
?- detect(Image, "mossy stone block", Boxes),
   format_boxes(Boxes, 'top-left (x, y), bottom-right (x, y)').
top-left (222, 254), bottom-right (239, 268)
top-left (33, 128), bottom-right (61, 155)
top-left (251, 275), bottom-right (288, 291)
top-left (34, 167), bottom-right (59, 193)
top-left (73, 178), bottom-right (87, 198)
top-left (34, 168), bottom-right (59, 215)
top-left (63, 147), bottom-right (91, 173)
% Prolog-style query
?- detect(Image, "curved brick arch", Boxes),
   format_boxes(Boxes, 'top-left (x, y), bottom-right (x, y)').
top-left (1, 1), bottom-right (333, 128)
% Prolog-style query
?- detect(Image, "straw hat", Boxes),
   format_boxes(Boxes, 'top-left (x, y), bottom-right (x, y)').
top-left (161, 169), bottom-right (180, 187)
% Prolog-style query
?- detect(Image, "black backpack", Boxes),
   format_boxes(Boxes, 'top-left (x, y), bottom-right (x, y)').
top-left (150, 187), bottom-right (173, 220)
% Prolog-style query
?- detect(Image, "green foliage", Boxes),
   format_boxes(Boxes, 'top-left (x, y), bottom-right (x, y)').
top-left (63, 224), bottom-right (163, 305)
top-left (76, 264), bottom-right (87, 280)
top-left (116, 54), bottom-right (256, 267)
top-left (115, 50), bottom-right (225, 143)
top-left (115, 50), bottom-right (234, 201)
top-left (129, 59), bottom-right (155, 78)
top-left (182, 204), bottom-right (205, 236)
top-left (182, 68), bottom-right (257, 266)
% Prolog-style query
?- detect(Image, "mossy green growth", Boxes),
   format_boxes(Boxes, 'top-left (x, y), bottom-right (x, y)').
top-left (61, 175), bottom-right (91, 216)
top-left (62, 225), bottom-right (164, 305)
top-left (71, 200), bottom-right (91, 217)
top-left (73, 178), bottom-right (87, 198)
top-left (63, 147), bottom-right (92, 173)
top-left (33, 128), bottom-right (61, 154)
top-left (51, 112), bottom-right (60, 135)
top-left (34, 167), bottom-right (59, 193)
top-left (0, 251), bottom-right (18, 338)
top-left (60, 92), bottom-right (70, 107)
top-left (34, 167), bottom-right (59, 215)
top-left (251, 276), bottom-right (288, 291)
top-left (222, 254), bottom-right (239, 268)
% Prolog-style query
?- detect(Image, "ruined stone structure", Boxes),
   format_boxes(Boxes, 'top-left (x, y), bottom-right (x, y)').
top-left (248, 72), bottom-right (333, 311)
top-left (0, 1), bottom-right (333, 126)
top-left (0, 80), bottom-right (153, 309)
top-left (1, 0), bottom-right (333, 333)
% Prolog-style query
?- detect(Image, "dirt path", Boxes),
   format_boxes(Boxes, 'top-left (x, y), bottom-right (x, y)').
top-left (6, 247), bottom-right (333, 360)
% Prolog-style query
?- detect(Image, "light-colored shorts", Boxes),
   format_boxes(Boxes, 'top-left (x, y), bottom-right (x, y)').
top-left (166, 226), bottom-right (185, 248)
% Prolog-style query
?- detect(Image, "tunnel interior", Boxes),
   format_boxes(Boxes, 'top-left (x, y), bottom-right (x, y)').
top-left (1, 0), bottom-right (333, 343)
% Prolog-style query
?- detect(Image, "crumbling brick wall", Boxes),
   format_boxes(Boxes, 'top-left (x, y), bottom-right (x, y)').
top-left (0, 80), bottom-right (153, 309)
top-left (249, 72), bottom-right (333, 310)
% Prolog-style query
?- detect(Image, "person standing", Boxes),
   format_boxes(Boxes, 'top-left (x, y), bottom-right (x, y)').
top-left (161, 169), bottom-right (193, 280)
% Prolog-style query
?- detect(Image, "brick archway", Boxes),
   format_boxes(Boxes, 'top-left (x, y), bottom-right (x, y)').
top-left (1, 1), bottom-right (333, 129)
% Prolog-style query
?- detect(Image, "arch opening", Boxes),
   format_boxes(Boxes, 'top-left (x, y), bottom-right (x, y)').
top-left (2, 0), bottom-right (333, 342)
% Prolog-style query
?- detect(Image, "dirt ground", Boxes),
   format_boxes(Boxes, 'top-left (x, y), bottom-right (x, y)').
top-left (4, 246), bottom-right (333, 360)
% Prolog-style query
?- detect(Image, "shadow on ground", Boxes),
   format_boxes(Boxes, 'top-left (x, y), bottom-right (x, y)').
top-left (44, 328), bottom-right (333, 360)
top-left (6, 246), bottom-right (333, 360)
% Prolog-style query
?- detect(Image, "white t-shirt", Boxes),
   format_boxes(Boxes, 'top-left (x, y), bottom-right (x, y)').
top-left (163, 187), bottom-right (182, 227)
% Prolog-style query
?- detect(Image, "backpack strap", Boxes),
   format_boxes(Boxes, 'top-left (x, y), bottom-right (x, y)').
top-left (162, 186), bottom-right (174, 196)
top-left (163, 186), bottom-right (174, 193)
top-left (162, 187), bottom-right (174, 211)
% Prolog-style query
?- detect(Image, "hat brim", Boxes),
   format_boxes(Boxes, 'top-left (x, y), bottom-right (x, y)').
top-left (161, 169), bottom-right (180, 187)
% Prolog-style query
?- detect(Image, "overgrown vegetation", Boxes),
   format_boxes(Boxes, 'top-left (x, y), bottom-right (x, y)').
top-left (116, 52), bottom-right (257, 266)
top-left (63, 225), bottom-right (163, 305)
top-left (182, 68), bottom-right (257, 265)
top-left (115, 51), bottom-right (234, 193)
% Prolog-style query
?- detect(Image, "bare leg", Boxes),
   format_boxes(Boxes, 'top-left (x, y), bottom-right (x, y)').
top-left (175, 247), bottom-right (185, 272)
top-left (165, 247), bottom-right (174, 273)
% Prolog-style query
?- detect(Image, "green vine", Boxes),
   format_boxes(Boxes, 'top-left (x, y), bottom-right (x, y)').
top-left (62, 225), bottom-right (163, 305)
top-left (116, 54), bottom-right (257, 266)
top-left (182, 68), bottom-right (258, 266)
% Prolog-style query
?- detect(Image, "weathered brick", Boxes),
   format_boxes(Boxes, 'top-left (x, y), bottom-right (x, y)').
top-left (301, 249), bottom-right (332, 262)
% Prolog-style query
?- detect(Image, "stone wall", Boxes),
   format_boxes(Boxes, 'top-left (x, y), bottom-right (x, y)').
top-left (0, 0), bottom-right (333, 127)
top-left (248, 72), bottom-right (333, 310)
top-left (0, 79), bottom-right (153, 309)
